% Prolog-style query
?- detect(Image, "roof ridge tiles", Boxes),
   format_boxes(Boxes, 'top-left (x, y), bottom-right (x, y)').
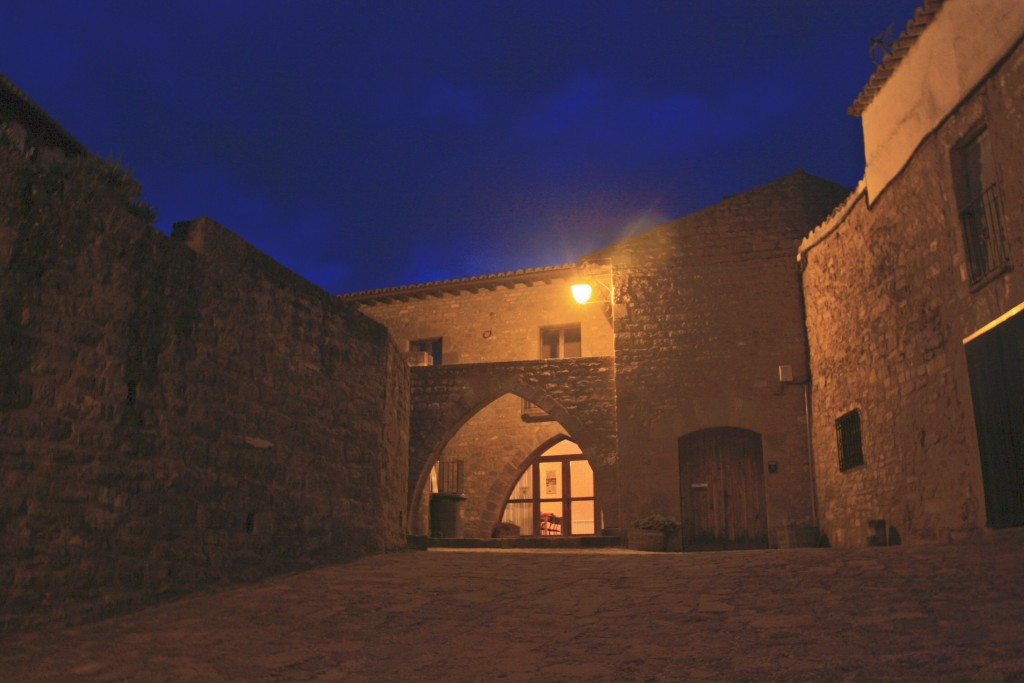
top-left (848, 0), bottom-right (945, 117)
top-left (338, 262), bottom-right (582, 300)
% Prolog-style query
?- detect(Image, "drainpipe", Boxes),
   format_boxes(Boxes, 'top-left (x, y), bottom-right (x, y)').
top-left (779, 374), bottom-right (818, 527)
top-left (804, 381), bottom-right (818, 525)
top-left (796, 250), bottom-right (819, 527)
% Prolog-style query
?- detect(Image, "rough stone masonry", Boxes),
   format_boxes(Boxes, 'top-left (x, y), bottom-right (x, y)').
top-left (0, 121), bottom-right (410, 633)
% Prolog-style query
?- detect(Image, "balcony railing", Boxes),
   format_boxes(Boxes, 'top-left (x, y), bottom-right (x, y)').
top-left (521, 398), bottom-right (553, 422)
top-left (960, 184), bottom-right (1007, 285)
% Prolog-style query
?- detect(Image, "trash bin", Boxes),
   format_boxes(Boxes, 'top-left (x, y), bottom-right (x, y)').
top-left (430, 492), bottom-right (467, 538)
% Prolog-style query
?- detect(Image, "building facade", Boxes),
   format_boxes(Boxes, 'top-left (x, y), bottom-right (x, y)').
top-left (344, 264), bottom-right (617, 539)
top-left (346, 171), bottom-right (849, 547)
top-left (4, 0), bottom-right (1024, 639)
top-left (347, 0), bottom-right (1024, 549)
top-left (801, 0), bottom-right (1024, 545)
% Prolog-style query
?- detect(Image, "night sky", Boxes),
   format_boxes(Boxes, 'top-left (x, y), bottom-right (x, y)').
top-left (2, 1), bottom-right (924, 294)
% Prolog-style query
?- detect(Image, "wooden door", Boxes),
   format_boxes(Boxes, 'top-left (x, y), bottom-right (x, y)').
top-left (966, 311), bottom-right (1024, 528)
top-left (678, 427), bottom-right (768, 550)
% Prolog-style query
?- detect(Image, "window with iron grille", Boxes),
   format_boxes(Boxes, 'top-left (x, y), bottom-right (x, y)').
top-left (433, 459), bottom-right (464, 494)
top-left (953, 128), bottom-right (1007, 286)
top-left (836, 409), bottom-right (864, 472)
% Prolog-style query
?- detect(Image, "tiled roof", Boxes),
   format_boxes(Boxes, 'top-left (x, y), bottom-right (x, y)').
top-left (338, 262), bottom-right (584, 302)
top-left (798, 180), bottom-right (866, 257)
top-left (848, 0), bottom-right (945, 117)
top-left (0, 72), bottom-right (88, 155)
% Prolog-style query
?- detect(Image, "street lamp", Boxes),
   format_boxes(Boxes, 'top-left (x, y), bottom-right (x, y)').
top-left (571, 283), bottom-right (594, 304)
top-left (570, 259), bottom-right (613, 305)
top-left (570, 259), bottom-right (616, 330)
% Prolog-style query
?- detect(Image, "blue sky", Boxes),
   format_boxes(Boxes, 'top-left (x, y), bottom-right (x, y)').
top-left (1, 1), bottom-right (925, 293)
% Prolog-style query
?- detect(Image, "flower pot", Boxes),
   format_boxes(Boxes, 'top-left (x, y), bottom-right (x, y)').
top-left (628, 528), bottom-right (668, 552)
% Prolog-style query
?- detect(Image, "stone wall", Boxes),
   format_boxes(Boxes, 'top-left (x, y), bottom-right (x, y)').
top-left (604, 171), bottom-right (850, 542)
top-left (800, 40), bottom-right (1024, 546)
top-left (0, 132), bottom-right (409, 633)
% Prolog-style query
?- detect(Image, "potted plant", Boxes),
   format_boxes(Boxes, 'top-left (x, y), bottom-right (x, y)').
top-left (629, 514), bottom-right (681, 552)
top-left (491, 522), bottom-right (521, 539)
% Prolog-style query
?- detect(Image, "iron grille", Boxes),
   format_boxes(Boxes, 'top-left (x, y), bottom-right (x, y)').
top-left (960, 184), bottom-right (1007, 285)
top-left (435, 459), bottom-right (464, 494)
top-left (836, 410), bottom-right (864, 472)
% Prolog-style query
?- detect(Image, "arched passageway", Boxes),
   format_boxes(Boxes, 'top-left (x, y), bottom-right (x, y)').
top-left (408, 358), bottom-right (617, 536)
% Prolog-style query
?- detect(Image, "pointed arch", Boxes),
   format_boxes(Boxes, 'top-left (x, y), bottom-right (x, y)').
top-left (408, 390), bottom-right (581, 538)
top-left (497, 435), bottom-right (599, 536)
top-left (407, 358), bottom-right (616, 534)
top-left (499, 433), bottom-right (580, 505)
top-left (408, 386), bottom-right (583, 515)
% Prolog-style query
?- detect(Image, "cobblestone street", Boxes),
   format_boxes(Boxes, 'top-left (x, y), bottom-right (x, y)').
top-left (3, 529), bottom-right (1024, 682)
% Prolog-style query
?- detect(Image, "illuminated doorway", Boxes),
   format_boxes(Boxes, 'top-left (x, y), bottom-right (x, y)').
top-left (500, 439), bottom-right (598, 536)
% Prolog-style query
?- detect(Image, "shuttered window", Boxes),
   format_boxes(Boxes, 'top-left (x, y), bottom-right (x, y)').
top-left (836, 410), bottom-right (864, 472)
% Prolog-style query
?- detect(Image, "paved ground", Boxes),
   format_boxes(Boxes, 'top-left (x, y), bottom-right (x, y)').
top-left (3, 530), bottom-right (1024, 682)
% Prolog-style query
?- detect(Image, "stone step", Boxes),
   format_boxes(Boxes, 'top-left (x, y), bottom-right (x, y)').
top-left (409, 535), bottom-right (624, 550)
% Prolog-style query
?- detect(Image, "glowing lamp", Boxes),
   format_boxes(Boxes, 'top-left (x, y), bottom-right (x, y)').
top-left (571, 283), bottom-right (593, 304)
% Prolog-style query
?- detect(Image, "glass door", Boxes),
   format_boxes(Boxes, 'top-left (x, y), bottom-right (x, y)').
top-left (502, 441), bottom-right (597, 535)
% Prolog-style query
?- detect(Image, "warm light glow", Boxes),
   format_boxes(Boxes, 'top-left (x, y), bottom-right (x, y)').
top-left (963, 300), bottom-right (1024, 344)
top-left (571, 283), bottom-right (593, 304)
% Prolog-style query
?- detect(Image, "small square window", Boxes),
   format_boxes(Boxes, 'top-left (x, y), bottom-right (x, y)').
top-left (540, 325), bottom-right (581, 359)
top-left (836, 409), bottom-right (864, 472)
top-left (410, 338), bottom-right (442, 366)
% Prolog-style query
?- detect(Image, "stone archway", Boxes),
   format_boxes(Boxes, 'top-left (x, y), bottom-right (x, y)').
top-left (422, 393), bottom-right (570, 538)
top-left (408, 357), bottom-right (617, 535)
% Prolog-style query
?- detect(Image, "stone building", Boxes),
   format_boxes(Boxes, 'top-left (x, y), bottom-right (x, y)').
top-left (2, 0), bottom-right (1022, 638)
top-left (0, 75), bottom-right (410, 632)
top-left (346, 172), bottom-right (849, 547)
top-left (346, 0), bottom-right (1024, 550)
top-left (342, 264), bottom-right (616, 540)
top-left (800, 0), bottom-right (1024, 546)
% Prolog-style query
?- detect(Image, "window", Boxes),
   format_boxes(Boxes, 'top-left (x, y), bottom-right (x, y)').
top-left (836, 409), bottom-right (864, 472)
top-left (540, 324), bottom-right (581, 359)
top-left (410, 338), bottom-right (442, 366)
top-left (430, 459), bottom-right (464, 494)
top-left (954, 128), bottom-right (1007, 285)
top-left (501, 440), bottom-right (598, 536)
top-left (520, 398), bottom-right (553, 422)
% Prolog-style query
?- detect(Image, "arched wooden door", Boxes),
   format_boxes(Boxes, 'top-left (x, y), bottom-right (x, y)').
top-left (678, 427), bottom-right (768, 550)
